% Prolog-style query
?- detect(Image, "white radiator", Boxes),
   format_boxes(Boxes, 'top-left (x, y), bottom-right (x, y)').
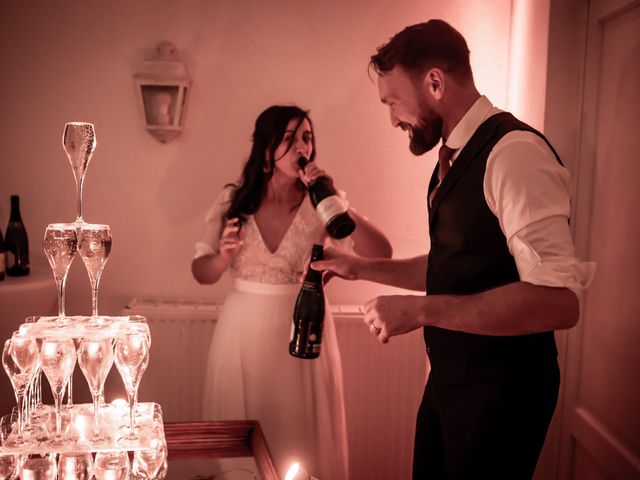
top-left (123, 297), bottom-right (221, 422)
top-left (336, 308), bottom-right (427, 480)
top-left (125, 297), bottom-right (427, 480)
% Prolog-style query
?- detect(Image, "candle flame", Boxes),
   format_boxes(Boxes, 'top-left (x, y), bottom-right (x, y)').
top-left (74, 415), bottom-right (88, 440)
top-left (285, 462), bottom-right (300, 480)
top-left (111, 398), bottom-right (128, 407)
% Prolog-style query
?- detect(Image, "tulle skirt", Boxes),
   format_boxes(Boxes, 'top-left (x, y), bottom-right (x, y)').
top-left (202, 279), bottom-right (349, 480)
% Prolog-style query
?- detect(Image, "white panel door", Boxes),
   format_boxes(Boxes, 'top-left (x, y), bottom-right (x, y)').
top-left (559, 0), bottom-right (640, 478)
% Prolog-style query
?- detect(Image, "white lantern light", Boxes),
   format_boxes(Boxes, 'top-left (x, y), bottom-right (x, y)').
top-left (134, 41), bottom-right (191, 143)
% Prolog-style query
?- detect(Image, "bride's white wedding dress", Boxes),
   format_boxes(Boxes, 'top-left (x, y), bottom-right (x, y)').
top-left (195, 188), bottom-right (349, 480)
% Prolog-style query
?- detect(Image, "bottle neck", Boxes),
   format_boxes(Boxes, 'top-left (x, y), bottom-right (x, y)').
top-left (9, 197), bottom-right (22, 222)
top-left (304, 245), bottom-right (324, 285)
top-left (304, 268), bottom-right (322, 285)
top-left (299, 157), bottom-right (333, 193)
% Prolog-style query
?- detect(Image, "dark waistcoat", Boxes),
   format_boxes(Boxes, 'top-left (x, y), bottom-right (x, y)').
top-left (425, 112), bottom-right (561, 386)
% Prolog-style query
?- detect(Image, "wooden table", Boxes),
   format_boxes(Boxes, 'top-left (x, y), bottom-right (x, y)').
top-left (164, 420), bottom-right (280, 480)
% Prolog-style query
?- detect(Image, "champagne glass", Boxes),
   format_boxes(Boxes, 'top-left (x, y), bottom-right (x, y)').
top-left (126, 316), bottom-right (151, 416)
top-left (78, 224), bottom-right (112, 320)
top-left (132, 435), bottom-right (167, 480)
top-left (114, 331), bottom-right (149, 442)
top-left (39, 336), bottom-right (76, 444)
top-left (62, 122), bottom-right (96, 223)
top-left (93, 451), bottom-right (129, 480)
top-left (43, 223), bottom-right (78, 327)
top-left (20, 455), bottom-right (56, 480)
top-left (64, 338), bottom-right (79, 409)
top-left (57, 452), bottom-right (93, 480)
top-left (127, 315), bottom-right (151, 347)
top-left (67, 337), bottom-right (80, 408)
top-left (0, 413), bottom-right (18, 480)
top-left (77, 335), bottom-right (114, 443)
top-left (20, 318), bottom-right (45, 424)
top-left (10, 332), bottom-right (40, 437)
top-left (2, 333), bottom-right (40, 446)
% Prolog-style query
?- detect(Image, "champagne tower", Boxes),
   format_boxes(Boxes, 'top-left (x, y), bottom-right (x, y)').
top-left (0, 123), bottom-right (167, 480)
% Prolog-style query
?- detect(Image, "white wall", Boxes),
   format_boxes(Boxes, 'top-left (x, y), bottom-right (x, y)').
top-left (1, 1), bottom-right (562, 476)
top-left (507, 0), bottom-right (550, 130)
top-left (0, 0), bottom-right (514, 317)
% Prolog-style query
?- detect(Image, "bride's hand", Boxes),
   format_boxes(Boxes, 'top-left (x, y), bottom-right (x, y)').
top-left (219, 218), bottom-right (246, 262)
top-left (299, 162), bottom-right (335, 189)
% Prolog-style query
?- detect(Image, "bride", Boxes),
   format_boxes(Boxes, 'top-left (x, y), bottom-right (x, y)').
top-left (192, 104), bottom-right (392, 479)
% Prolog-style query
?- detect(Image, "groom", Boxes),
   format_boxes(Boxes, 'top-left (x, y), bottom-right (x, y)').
top-left (313, 19), bottom-right (593, 479)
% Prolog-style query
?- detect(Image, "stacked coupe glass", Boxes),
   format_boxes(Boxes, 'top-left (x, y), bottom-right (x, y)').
top-left (0, 123), bottom-right (167, 480)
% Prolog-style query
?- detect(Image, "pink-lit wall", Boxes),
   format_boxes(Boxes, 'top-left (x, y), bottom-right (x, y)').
top-left (0, 0), bottom-right (527, 316)
top-left (0, 0), bottom-right (560, 476)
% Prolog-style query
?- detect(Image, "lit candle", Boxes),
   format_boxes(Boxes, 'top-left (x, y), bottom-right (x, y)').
top-left (284, 462), bottom-right (319, 480)
top-left (285, 463), bottom-right (300, 480)
top-left (75, 414), bottom-right (88, 443)
top-left (111, 398), bottom-right (128, 408)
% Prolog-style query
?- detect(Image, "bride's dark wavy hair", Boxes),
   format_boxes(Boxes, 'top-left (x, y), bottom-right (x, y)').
top-left (223, 105), bottom-right (316, 223)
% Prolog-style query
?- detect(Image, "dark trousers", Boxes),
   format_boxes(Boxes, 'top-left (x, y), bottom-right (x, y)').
top-left (412, 360), bottom-right (560, 480)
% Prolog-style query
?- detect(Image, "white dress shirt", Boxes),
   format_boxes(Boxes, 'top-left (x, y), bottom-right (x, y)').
top-left (444, 96), bottom-right (595, 293)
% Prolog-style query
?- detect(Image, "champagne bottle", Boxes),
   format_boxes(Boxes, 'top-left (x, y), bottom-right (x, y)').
top-left (5, 195), bottom-right (30, 276)
top-left (0, 225), bottom-right (5, 281)
top-left (289, 244), bottom-right (325, 359)
top-left (298, 157), bottom-right (356, 239)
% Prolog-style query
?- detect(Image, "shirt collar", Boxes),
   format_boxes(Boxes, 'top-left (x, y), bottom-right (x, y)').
top-left (444, 95), bottom-right (494, 152)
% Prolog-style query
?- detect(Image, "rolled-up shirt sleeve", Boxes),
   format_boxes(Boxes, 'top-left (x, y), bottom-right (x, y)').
top-left (193, 187), bottom-right (233, 260)
top-left (484, 131), bottom-right (596, 294)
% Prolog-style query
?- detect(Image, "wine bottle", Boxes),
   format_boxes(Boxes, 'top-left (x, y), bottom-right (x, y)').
top-left (0, 225), bottom-right (5, 281)
top-left (298, 157), bottom-right (356, 239)
top-left (289, 244), bottom-right (325, 359)
top-left (5, 195), bottom-right (30, 276)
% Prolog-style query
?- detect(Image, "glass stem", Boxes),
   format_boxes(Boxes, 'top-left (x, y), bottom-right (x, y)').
top-left (91, 279), bottom-right (100, 317)
top-left (53, 391), bottom-right (62, 437)
top-left (28, 379), bottom-right (36, 418)
top-left (67, 374), bottom-right (73, 407)
top-left (93, 391), bottom-right (101, 437)
top-left (15, 391), bottom-right (24, 439)
top-left (23, 386), bottom-right (30, 427)
top-left (58, 276), bottom-right (67, 317)
top-left (77, 176), bottom-right (84, 222)
top-left (128, 390), bottom-right (135, 435)
top-left (37, 371), bottom-right (43, 407)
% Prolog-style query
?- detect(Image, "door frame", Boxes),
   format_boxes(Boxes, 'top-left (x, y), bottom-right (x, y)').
top-left (545, 0), bottom-right (640, 478)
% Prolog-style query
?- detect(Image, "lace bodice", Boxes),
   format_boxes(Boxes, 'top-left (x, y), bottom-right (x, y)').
top-left (231, 197), bottom-right (325, 284)
top-left (194, 188), bottom-right (328, 284)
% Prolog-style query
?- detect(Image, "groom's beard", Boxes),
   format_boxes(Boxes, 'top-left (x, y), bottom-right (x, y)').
top-left (409, 106), bottom-right (443, 156)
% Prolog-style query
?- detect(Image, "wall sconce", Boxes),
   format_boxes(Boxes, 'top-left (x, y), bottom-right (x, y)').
top-left (134, 41), bottom-right (191, 143)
